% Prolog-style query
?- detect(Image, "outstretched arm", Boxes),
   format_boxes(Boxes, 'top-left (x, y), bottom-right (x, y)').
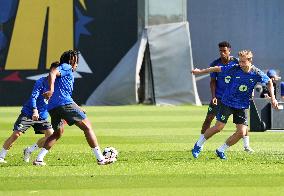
top-left (191, 66), bottom-right (221, 75)
top-left (267, 79), bottom-right (279, 109)
top-left (42, 68), bottom-right (60, 100)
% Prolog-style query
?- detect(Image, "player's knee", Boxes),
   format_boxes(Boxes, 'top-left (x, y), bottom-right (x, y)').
top-left (54, 129), bottom-right (63, 138)
top-left (236, 128), bottom-right (246, 137)
top-left (206, 114), bottom-right (215, 122)
top-left (214, 123), bottom-right (225, 132)
top-left (12, 131), bottom-right (22, 139)
top-left (82, 126), bottom-right (93, 134)
top-left (45, 129), bottom-right (54, 137)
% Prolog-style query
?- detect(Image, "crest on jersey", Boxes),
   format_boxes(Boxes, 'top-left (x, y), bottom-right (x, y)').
top-left (224, 76), bottom-right (231, 84)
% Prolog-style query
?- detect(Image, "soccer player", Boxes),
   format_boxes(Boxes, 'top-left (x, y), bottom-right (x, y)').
top-left (0, 62), bottom-right (59, 164)
top-left (260, 69), bottom-right (280, 98)
top-left (191, 50), bottom-right (278, 159)
top-left (199, 41), bottom-right (254, 153)
top-left (33, 50), bottom-right (112, 166)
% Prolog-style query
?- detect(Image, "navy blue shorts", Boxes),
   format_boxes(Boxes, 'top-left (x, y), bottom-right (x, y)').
top-left (13, 113), bottom-right (52, 134)
top-left (206, 98), bottom-right (221, 116)
top-left (49, 103), bottom-right (87, 130)
top-left (216, 102), bottom-right (248, 125)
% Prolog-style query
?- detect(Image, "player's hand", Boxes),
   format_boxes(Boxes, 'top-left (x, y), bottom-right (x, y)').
top-left (271, 98), bottom-right (279, 109)
top-left (212, 97), bottom-right (218, 105)
top-left (264, 94), bottom-right (270, 99)
top-left (42, 90), bottom-right (53, 100)
top-left (32, 109), bottom-right (39, 121)
top-left (191, 68), bottom-right (202, 75)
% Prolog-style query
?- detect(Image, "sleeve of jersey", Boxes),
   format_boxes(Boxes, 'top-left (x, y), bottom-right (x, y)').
top-left (209, 61), bottom-right (217, 78)
top-left (281, 82), bottom-right (284, 96)
top-left (30, 80), bottom-right (42, 109)
top-left (258, 71), bottom-right (270, 84)
top-left (221, 64), bottom-right (235, 74)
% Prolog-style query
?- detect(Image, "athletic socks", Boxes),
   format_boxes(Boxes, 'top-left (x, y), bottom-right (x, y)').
top-left (36, 148), bottom-right (49, 161)
top-left (28, 143), bottom-right (39, 153)
top-left (196, 134), bottom-right (206, 147)
top-left (92, 146), bottom-right (105, 161)
top-left (217, 143), bottom-right (230, 153)
top-left (243, 136), bottom-right (250, 148)
top-left (0, 148), bottom-right (8, 158)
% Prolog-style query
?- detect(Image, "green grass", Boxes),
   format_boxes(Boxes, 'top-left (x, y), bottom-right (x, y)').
top-left (0, 105), bottom-right (284, 196)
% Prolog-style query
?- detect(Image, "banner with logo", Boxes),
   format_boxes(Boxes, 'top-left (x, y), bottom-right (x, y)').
top-left (0, 0), bottom-right (137, 105)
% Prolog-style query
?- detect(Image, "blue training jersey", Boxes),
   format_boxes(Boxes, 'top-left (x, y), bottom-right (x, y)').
top-left (221, 64), bottom-right (270, 109)
top-left (209, 57), bottom-right (238, 99)
top-left (47, 63), bottom-right (74, 111)
top-left (21, 77), bottom-right (49, 119)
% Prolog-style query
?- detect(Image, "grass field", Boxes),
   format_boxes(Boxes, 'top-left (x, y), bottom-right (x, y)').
top-left (0, 105), bottom-right (284, 196)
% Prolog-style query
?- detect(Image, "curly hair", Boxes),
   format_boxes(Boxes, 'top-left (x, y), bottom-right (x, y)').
top-left (59, 50), bottom-right (80, 65)
top-left (218, 41), bottom-right (231, 48)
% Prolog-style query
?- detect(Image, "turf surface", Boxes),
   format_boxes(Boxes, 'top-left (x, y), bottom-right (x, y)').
top-left (0, 106), bottom-right (284, 195)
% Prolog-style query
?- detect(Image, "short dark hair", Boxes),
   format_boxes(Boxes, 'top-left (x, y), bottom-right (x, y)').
top-left (60, 50), bottom-right (80, 64)
top-left (49, 61), bottom-right (60, 70)
top-left (218, 41), bottom-right (231, 48)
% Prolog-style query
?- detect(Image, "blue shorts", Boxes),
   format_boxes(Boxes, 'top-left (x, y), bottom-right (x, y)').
top-left (13, 113), bottom-right (52, 134)
top-left (216, 102), bottom-right (248, 125)
top-left (49, 103), bottom-right (86, 131)
top-left (206, 98), bottom-right (221, 116)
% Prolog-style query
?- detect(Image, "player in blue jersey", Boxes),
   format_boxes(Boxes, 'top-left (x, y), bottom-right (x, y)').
top-left (33, 50), bottom-right (112, 166)
top-left (191, 50), bottom-right (278, 159)
top-left (0, 62), bottom-right (59, 164)
top-left (199, 41), bottom-right (253, 153)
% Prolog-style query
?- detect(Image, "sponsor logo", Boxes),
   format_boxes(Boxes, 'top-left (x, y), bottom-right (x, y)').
top-left (239, 85), bottom-right (248, 92)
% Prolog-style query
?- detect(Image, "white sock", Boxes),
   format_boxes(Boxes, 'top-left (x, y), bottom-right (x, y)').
top-left (28, 143), bottom-right (39, 153)
top-left (196, 134), bottom-right (206, 147)
top-left (36, 148), bottom-right (49, 162)
top-left (92, 146), bottom-right (105, 161)
top-left (243, 136), bottom-right (249, 148)
top-left (0, 148), bottom-right (8, 159)
top-left (217, 143), bottom-right (230, 153)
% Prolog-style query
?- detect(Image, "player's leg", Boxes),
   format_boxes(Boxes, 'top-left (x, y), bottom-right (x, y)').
top-left (0, 131), bottom-right (22, 163)
top-left (192, 121), bottom-right (226, 158)
top-left (216, 108), bottom-right (248, 159)
top-left (75, 118), bottom-right (111, 165)
top-left (226, 124), bottom-right (247, 146)
top-left (200, 101), bottom-right (218, 134)
top-left (62, 103), bottom-right (107, 164)
top-left (24, 121), bottom-right (53, 162)
top-left (198, 113), bottom-right (215, 148)
top-left (233, 108), bottom-right (251, 150)
top-left (33, 109), bottom-right (63, 166)
top-left (0, 114), bottom-right (31, 163)
top-left (192, 102), bottom-right (231, 158)
top-left (243, 129), bottom-right (254, 153)
top-left (196, 99), bottom-right (219, 150)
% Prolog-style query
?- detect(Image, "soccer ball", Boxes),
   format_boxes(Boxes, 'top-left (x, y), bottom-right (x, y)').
top-left (103, 147), bottom-right (118, 162)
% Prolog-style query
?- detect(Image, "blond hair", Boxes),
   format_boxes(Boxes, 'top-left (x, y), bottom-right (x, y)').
top-left (238, 50), bottom-right (253, 62)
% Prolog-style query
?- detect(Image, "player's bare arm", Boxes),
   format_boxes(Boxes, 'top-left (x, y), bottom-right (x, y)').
top-left (191, 66), bottom-right (221, 75)
top-left (267, 79), bottom-right (279, 109)
top-left (210, 78), bottom-right (218, 105)
top-left (43, 69), bottom-right (60, 100)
